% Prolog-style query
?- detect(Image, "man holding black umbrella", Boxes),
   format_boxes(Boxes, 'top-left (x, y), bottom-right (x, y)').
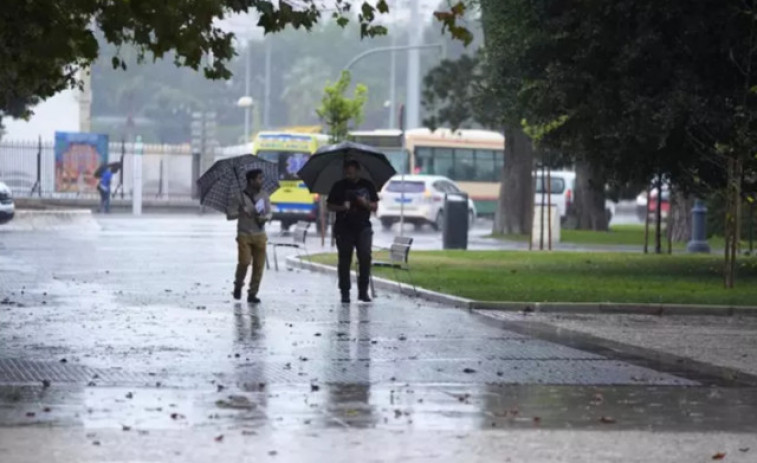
top-left (327, 160), bottom-right (380, 303)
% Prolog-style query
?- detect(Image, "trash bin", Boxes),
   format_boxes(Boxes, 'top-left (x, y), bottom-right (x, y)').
top-left (442, 192), bottom-right (469, 250)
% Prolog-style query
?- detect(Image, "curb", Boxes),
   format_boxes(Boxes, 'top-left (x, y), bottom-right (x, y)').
top-left (285, 256), bottom-right (473, 309)
top-left (2, 209), bottom-right (100, 232)
top-left (288, 256), bottom-right (757, 317)
top-left (471, 301), bottom-right (757, 317)
top-left (15, 197), bottom-right (201, 213)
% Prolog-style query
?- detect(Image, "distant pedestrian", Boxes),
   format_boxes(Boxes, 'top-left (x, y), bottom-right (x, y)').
top-left (97, 165), bottom-right (113, 213)
top-left (231, 169), bottom-right (272, 304)
top-left (327, 160), bottom-right (379, 303)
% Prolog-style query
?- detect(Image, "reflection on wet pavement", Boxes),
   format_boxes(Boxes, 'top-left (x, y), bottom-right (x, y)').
top-left (1, 215), bottom-right (755, 439)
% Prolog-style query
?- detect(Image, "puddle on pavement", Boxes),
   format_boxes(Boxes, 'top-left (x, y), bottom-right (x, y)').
top-left (1, 383), bottom-right (755, 433)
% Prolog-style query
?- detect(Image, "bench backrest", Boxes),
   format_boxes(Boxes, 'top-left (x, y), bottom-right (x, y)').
top-left (292, 221), bottom-right (310, 245)
top-left (389, 236), bottom-right (413, 264)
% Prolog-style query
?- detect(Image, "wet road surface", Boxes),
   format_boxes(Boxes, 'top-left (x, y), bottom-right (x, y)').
top-left (0, 215), bottom-right (755, 461)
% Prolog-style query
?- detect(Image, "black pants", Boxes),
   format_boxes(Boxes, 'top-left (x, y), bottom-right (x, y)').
top-left (336, 227), bottom-right (373, 295)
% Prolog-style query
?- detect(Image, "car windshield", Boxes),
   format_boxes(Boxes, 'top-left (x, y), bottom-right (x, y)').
top-left (385, 181), bottom-right (426, 194)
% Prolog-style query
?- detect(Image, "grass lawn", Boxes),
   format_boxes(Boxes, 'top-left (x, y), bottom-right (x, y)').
top-left (489, 224), bottom-right (741, 249)
top-left (310, 251), bottom-right (757, 306)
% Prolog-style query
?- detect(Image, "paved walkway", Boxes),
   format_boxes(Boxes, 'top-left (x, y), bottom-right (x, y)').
top-left (0, 215), bottom-right (755, 462)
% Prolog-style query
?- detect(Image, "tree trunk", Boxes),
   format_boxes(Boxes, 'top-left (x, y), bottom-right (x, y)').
top-left (669, 190), bottom-right (693, 243)
top-left (494, 125), bottom-right (534, 235)
top-left (573, 158), bottom-right (609, 231)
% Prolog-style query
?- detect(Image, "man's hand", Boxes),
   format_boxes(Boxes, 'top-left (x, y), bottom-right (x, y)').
top-left (327, 201), bottom-right (350, 213)
top-left (355, 197), bottom-right (369, 209)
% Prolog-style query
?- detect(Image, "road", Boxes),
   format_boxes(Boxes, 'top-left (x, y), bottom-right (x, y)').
top-left (0, 214), bottom-right (754, 462)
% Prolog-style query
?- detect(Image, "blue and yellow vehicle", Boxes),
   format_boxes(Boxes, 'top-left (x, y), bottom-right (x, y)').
top-left (252, 131), bottom-right (329, 230)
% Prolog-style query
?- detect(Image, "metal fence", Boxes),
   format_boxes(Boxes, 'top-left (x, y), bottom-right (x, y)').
top-left (0, 139), bottom-right (195, 200)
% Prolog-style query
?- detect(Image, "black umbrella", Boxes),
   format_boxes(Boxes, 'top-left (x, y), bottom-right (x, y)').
top-left (297, 141), bottom-right (397, 195)
top-left (196, 155), bottom-right (279, 215)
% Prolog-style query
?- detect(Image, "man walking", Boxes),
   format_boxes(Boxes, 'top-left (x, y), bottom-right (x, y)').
top-left (97, 165), bottom-right (113, 213)
top-left (327, 160), bottom-right (379, 303)
top-left (230, 169), bottom-right (272, 304)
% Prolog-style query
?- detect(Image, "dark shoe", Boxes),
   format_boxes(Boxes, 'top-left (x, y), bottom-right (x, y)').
top-left (341, 293), bottom-right (350, 304)
top-left (358, 293), bottom-right (372, 303)
top-left (248, 293), bottom-right (261, 304)
top-left (233, 286), bottom-right (242, 300)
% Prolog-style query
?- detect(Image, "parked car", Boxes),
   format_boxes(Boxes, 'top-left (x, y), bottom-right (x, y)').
top-left (636, 186), bottom-right (670, 222)
top-left (0, 181), bottom-right (15, 224)
top-left (534, 171), bottom-right (575, 222)
top-left (535, 170), bottom-right (617, 225)
top-left (377, 175), bottom-right (477, 231)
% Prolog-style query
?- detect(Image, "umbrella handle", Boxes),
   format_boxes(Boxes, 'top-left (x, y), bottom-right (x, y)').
top-left (233, 166), bottom-right (246, 209)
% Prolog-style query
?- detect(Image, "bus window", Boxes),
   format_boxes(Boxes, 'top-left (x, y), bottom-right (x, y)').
top-left (256, 151), bottom-right (309, 181)
top-left (495, 151), bottom-right (504, 174)
top-left (452, 149), bottom-right (475, 181)
top-left (474, 150), bottom-right (496, 182)
top-left (257, 151), bottom-right (279, 164)
top-left (415, 147), bottom-right (433, 174)
top-left (435, 148), bottom-right (454, 178)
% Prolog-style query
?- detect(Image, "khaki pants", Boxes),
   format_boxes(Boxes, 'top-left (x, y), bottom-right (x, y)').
top-left (235, 233), bottom-right (267, 296)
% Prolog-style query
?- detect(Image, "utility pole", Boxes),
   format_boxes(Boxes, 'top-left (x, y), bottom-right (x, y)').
top-left (388, 0), bottom-right (398, 129)
top-left (244, 43), bottom-right (252, 142)
top-left (263, 40), bottom-right (272, 129)
top-left (79, 69), bottom-right (92, 133)
top-left (405, 0), bottom-right (422, 129)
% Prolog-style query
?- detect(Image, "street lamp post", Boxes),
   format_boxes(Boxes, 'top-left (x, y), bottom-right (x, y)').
top-left (343, 43), bottom-right (444, 72)
top-left (342, 43), bottom-right (445, 132)
top-left (237, 96), bottom-right (254, 144)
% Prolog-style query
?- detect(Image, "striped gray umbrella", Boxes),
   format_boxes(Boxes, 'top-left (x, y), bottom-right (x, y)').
top-left (197, 155), bottom-right (279, 215)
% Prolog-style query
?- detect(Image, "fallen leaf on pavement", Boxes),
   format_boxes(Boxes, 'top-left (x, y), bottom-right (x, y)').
top-left (712, 452), bottom-right (726, 460)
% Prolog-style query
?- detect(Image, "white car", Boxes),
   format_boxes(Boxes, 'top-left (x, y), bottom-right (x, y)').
top-left (535, 171), bottom-right (576, 221)
top-left (0, 181), bottom-right (15, 224)
top-left (377, 175), bottom-right (477, 231)
top-left (535, 170), bottom-right (616, 223)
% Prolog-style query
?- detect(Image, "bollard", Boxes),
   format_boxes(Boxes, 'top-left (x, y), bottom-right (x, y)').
top-left (132, 136), bottom-right (143, 216)
top-left (687, 199), bottom-right (710, 253)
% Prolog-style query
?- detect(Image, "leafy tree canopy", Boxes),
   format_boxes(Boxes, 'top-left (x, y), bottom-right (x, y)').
top-left (317, 71), bottom-right (368, 142)
top-left (1, 0), bottom-right (410, 121)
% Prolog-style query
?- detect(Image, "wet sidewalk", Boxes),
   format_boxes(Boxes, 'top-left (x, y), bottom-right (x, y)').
top-left (1, 215), bottom-right (755, 462)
